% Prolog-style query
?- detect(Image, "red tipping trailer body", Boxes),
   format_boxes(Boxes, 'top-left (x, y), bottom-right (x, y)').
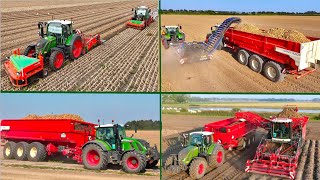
top-left (1, 119), bottom-right (97, 163)
top-left (204, 112), bottom-right (269, 150)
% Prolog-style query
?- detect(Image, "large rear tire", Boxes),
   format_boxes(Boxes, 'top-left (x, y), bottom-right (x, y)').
top-left (49, 50), bottom-right (65, 71)
top-left (122, 151), bottom-right (146, 173)
top-left (237, 137), bottom-right (247, 151)
top-left (24, 45), bottom-right (36, 57)
top-left (209, 145), bottom-right (225, 168)
top-left (14, 142), bottom-right (29, 161)
top-left (82, 144), bottom-right (108, 170)
top-left (3, 141), bottom-right (16, 159)
top-left (263, 61), bottom-right (285, 82)
top-left (69, 35), bottom-right (83, 60)
top-left (189, 157), bottom-right (207, 179)
top-left (27, 142), bottom-right (47, 162)
top-left (237, 49), bottom-right (249, 66)
top-left (163, 39), bottom-right (169, 49)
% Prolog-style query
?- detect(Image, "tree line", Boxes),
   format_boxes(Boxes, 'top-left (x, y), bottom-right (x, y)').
top-left (160, 10), bottom-right (320, 16)
top-left (125, 120), bottom-right (160, 130)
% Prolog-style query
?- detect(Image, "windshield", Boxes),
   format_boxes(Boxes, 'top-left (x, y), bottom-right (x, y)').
top-left (47, 23), bottom-right (62, 35)
top-left (166, 27), bottom-right (178, 34)
top-left (96, 126), bottom-right (126, 140)
top-left (189, 134), bottom-right (203, 146)
top-left (273, 123), bottom-right (290, 139)
top-left (118, 126), bottom-right (126, 138)
top-left (136, 8), bottom-right (147, 16)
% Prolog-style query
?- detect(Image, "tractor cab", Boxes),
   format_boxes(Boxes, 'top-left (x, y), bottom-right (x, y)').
top-left (184, 131), bottom-right (214, 154)
top-left (38, 20), bottom-right (73, 46)
top-left (133, 6), bottom-right (150, 21)
top-left (271, 118), bottom-right (292, 142)
top-left (95, 124), bottom-right (126, 150)
top-left (161, 25), bottom-right (185, 49)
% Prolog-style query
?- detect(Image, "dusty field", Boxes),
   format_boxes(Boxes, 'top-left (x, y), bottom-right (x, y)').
top-left (1, 0), bottom-right (159, 92)
top-left (127, 130), bottom-right (160, 149)
top-left (162, 114), bottom-right (320, 180)
top-left (161, 15), bottom-right (320, 92)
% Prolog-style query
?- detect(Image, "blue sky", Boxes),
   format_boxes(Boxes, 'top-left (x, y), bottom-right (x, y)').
top-left (161, 0), bottom-right (320, 12)
top-left (0, 93), bottom-right (160, 124)
top-left (191, 94), bottom-right (320, 101)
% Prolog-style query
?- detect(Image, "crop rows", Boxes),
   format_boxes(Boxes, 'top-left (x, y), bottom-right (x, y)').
top-left (1, 0), bottom-right (159, 92)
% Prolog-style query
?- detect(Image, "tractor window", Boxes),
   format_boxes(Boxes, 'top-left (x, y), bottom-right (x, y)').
top-left (204, 135), bottom-right (212, 145)
top-left (189, 134), bottom-right (203, 146)
top-left (96, 127), bottom-right (114, 141)
top-left (47, 23), bottom-right (62, 34)
top-left (273, 123), bottom-right (290, 139)
top-left (166, 27), bottom-right (177, 34)
top-left (136, 9), bottom-right (147, 15)
top-left (118, 126), bottom-right (126, 139)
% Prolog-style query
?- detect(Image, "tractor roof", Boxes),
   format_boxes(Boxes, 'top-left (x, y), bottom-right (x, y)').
top-left (138, 6), bottom-right (148, 9)
top-left (190, 131), bottom-right (213, 136)
top-left (95, 124), bottom-right (124, 128)
top-left (48, 20), bottom-right (72, 25)
top-left (165, 26), bottom-right (179, 28)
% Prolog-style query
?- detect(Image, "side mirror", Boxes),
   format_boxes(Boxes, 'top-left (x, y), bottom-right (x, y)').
top-left (180, 26), bottom-right (182, 29)
top-left (211, 27), bottom-right (213, 30)
top-left (131, 134), bottom-right (134, 138)
top-left (132, 8), bottom-right (134, 11)
top-left (149, 9), bottom-right (151, 13)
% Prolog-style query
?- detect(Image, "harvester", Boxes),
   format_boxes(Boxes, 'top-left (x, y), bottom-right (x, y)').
top-left (245, 106), bottom-right (308, 179)
top-left (165, 131), bottom-right (225, 179)
top-left (82, 122), bottom-right (160, 173)
top-left (126, 6), bottom-right (155, 30)
top-left (161, 25), bottom-right (185, 49)
top-left (3, 20), bottom-right (101, 87)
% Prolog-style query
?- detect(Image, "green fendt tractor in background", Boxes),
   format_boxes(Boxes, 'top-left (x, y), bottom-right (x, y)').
top-left (82, 123), bottom-right (160, 173)
top-left (205, 24), bottom-right (223, 50)
top-left (165, 131), bottom-right (225, 179)
top-left (161, 25), bottom-right (185, 49)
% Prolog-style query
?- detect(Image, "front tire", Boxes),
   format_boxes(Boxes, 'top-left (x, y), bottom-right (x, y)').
top-left (163, 39), bottom-right (169, 49)
top-left (24, 45), bottom-right (36, 57)
top-left (27, 142), bottom-right (47, 162)
top-left (82, 144), bottom-right (108, 170)
top-left (3, 141), bottom-right (16, 159)
top-left (49, 50), bottom-right (65, 71)
top-left (189, 157), bottom-right (207, 179)
top-left (122, 151), bottom-right (146, 173)
top-left (209, 145), bottom-right (225, 168)
top-left (69, 35), bottom-right (83, 60)
top-left (263, 61), bottom-right (285, 82)
top-left (14, 142), bottom-right (29, 161)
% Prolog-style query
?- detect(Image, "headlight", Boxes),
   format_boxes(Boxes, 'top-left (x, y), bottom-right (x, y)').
top-left (61, 133), bottom-right (66, 138)
top-left (16, 72), bottom-right (20, 76)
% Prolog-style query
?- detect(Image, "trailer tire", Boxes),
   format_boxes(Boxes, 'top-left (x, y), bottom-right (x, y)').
top-left (163, 39), bottom-right (169, 49)
top-left (263, 61), bottom-right (285, 82)
top-left (24, 45), bottom-right (36, 57)
top-left (249, 54), bottom-right (264, 73)
top-left (15, 142), bottom-right (29, 161)
top-left (82, 144), bottom-right (108, 170)
top-left (209, 145), bottom-right (225, 168)
top-left (27, 142), bottom-right (47, 162)
top-left (146, 160), bottom-right (158, 169)
top-left (49, 50), bottom-right (65, 71)
top-left (189, 157), bottom-right (207, 179)
top-left (237, 138), bottom-right (246, 151)
top-left (69, 35), bottom-right (83, 60)
top-left (237, 49), bottom-right (249, 65)
top-left (122, 151), bottom-right (147, 173)
top-left (3, 141), bottom-right (16, 159)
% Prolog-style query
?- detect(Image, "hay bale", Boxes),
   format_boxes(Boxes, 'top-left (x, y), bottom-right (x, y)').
top-left (277, 107), bottom-right (302, 118)
top-left (23, 114), bottom-right (84, 121)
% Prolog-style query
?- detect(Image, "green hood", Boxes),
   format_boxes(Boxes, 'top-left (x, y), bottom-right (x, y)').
top-left (179, 146), bottom-right (199, 165)
top-left (10, 55), bottom-right (39, 72)
top-left (130, 20), bottom-right (143, 25)
top-left (121, 137), bottom-right (147, 153)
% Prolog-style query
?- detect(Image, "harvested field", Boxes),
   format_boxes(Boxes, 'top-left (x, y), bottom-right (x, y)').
top-left (23, 114), bottom-right (84, 121)
top-left (1, 0), bottom-right (159, 92)
top-left (162, 114), bottom-right (320, 179)
top-left (161, 15), bottom-right (320, 92)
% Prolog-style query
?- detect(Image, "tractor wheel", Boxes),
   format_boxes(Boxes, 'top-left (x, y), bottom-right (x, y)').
top-left (249, 54), bottom-right (264, 73)
top-left (209, 145), bottom-right (225, 168)
top-left (263, 61), bottom-right (285, 82)
top-left (69, 35), bottom-right (83, 60)
top-left (82, 144), bottom-right (108, 170)
top-left (189, 157), bottom-right (207, 179)
top-left (146, 160), bottom-right (158, 169)
top-left (27, 142), bottom-right (47, 162)
top-left (237, 138), bottom-right (247, 151)
top-left (14, 142), bottom-right (29, 161)
top-left (237, 49), bottom-right (249, 66)
top-left (122, 151), bottom-right (147, 173)
top-left (24, 45), bottom-right (36, 57)
top-left (3, 141), bottom-right (16, 159)
top-left (49, 50), bottom-right (65, 71)
top-left (163, 39), bottom-right (169, 49)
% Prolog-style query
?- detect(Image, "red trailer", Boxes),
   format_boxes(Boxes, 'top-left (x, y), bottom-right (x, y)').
top-left (223, 28), bottom-right (320, 82)
top-left (1, 119), bottom-right (96, 163)
top-left (204, 112), bottom-right (270, 150)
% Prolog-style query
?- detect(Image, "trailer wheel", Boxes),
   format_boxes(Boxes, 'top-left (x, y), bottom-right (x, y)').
top-left (49, 50), bottom-right (65, 71)
top-left (122, 151), bottom-right (147, 173)
top-left (263, 61), bottom-right (285, 82)
top-left (27, 142), bottom-right (47, 162)
top-left (14, 142), bottom-right (29, 161)
top-left (249, 54), bottom-right (264, 73)
top-left (24, 45), bottom-right (36, 57)
top-left (189, 157), bottom-right (207, 179)
top-left (82, 144), bottom-right (108, 170)
top-left (146, 160), bottom-right (158, 169)
top-left (209, 145), bottom-right (225, 168)
top-left (237, 49), bottom-right (249, 65)
top-left (69, 35), bottom-right (83, 60)
top-left (163, 39), bottom-right (169, 49)
top-left (237, 138), bottom-right (247, 151)
top-left (3, 141), bottom-right (16, 159)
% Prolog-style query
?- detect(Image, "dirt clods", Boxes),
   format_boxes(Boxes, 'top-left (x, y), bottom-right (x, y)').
top-left (276, 107), bottom-right (302, 118)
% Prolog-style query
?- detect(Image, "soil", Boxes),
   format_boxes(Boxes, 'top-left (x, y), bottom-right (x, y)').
top-left (161, 15), bottom-right (320, 92)
top-left (23, 114), bottom-right (84, 121)
top-left (276, 107), bottom-right (302, 118)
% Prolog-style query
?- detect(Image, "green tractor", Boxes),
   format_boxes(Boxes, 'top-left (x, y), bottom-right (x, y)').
top-left (81, 123), bottom-right (160, 173)
top-left (161, 25), bottom-right (185, 49)
top-left (126, 6), bottom-right (154, 30)
top-left (165, 131), bottom-right (225, 179)
top-left (205, 24), bottom-right (223, 50)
